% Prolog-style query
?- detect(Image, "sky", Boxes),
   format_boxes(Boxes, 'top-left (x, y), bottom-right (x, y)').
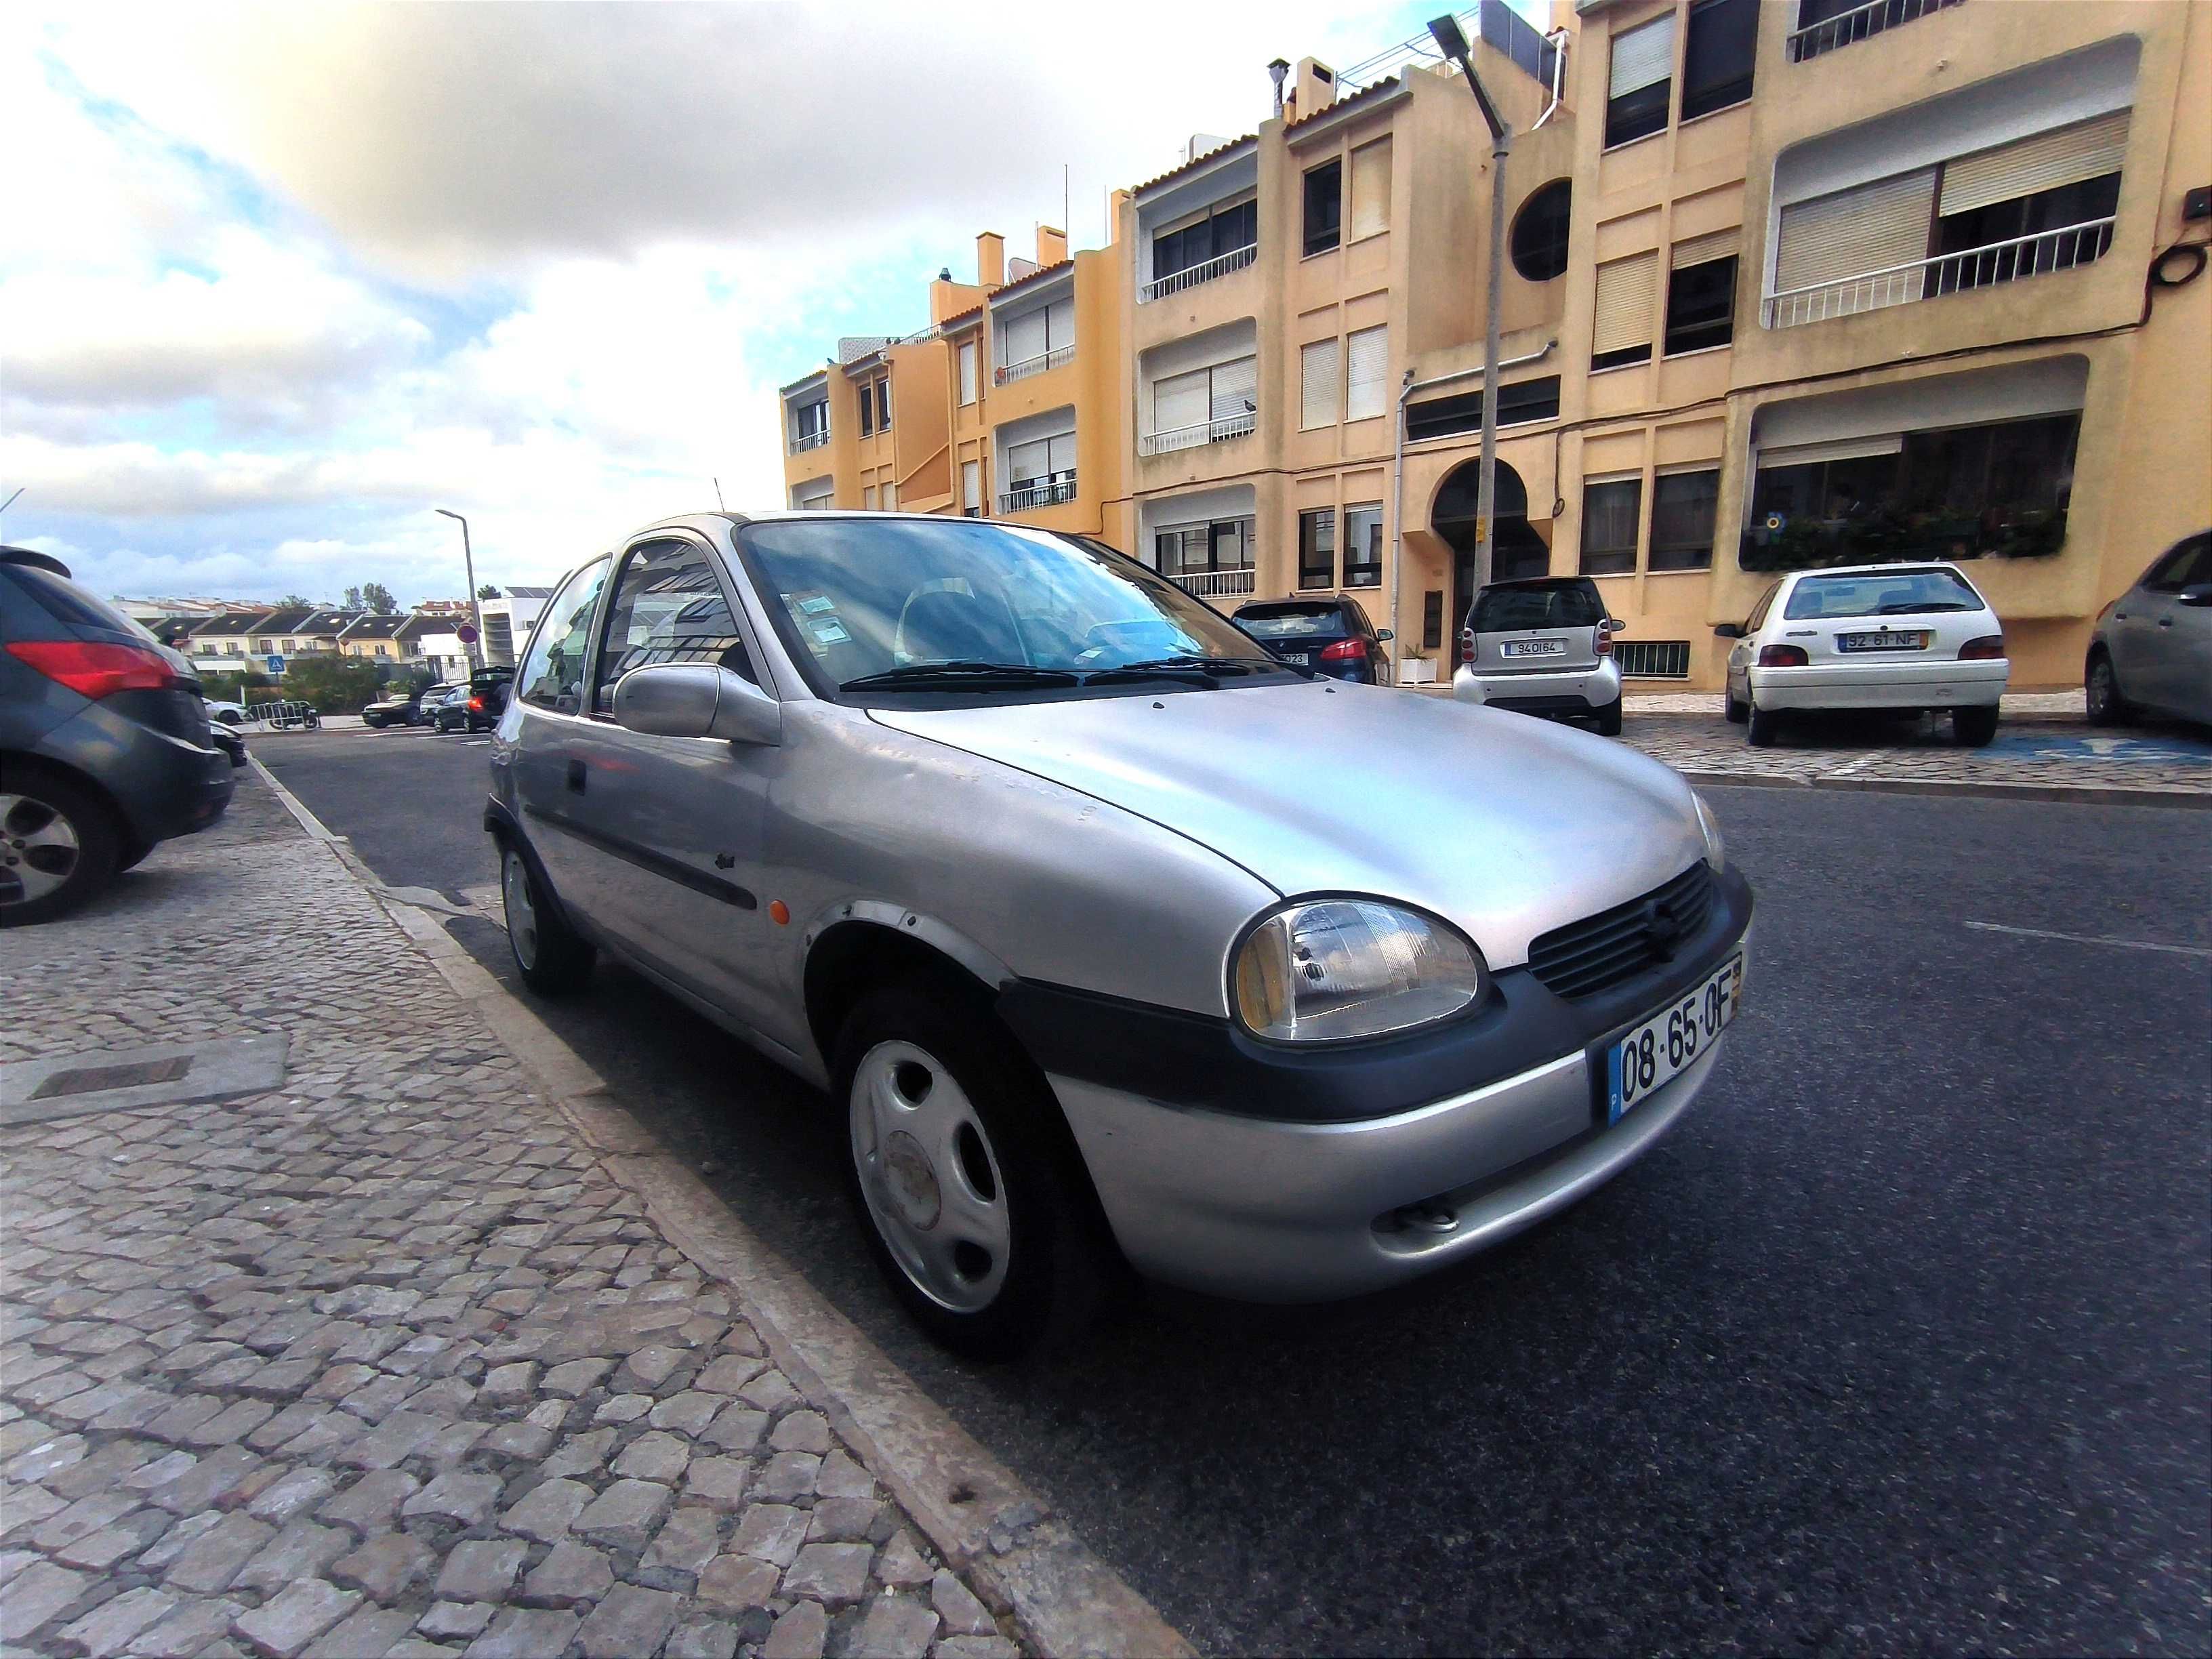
top-left (1, 0), bottom-right (1492, 607)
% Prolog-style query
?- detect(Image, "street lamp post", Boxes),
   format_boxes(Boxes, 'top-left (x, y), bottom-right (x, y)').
top-left (434, 509), bottom-right (482, 670)
top-left (1429, 15), bottom-right (1512, 600)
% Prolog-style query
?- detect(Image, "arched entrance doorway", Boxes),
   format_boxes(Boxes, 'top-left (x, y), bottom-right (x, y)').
top-left (1432, 458), bottom-right (1549, 637)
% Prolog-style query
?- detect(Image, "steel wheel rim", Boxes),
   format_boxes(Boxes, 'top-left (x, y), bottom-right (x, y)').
top-left (502, 851), bottom-right (539, 968)
top-left (0, 794), bottom-right (81, 908)
top-left (850, 1040), bottom-right (1011, 1313)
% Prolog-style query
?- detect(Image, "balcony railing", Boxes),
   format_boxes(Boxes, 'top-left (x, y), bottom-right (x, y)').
top-left (1788, 0), bottom-right (1963, 62)
top-left (1137, 410), bottom-right (1258, 456)
top-left (1762, 218), bottom-right (2115, 329)
top-left (999, 476), bottom-right (1078, 513)
top-left (1168, 567), bottom-right (1256, 598)
top-left (994, 345), bottom-right (1073, 386)
top-left (789, 428), bottom-right (830, 453)
top-left (1139, 243), bottom-right (1258, 304)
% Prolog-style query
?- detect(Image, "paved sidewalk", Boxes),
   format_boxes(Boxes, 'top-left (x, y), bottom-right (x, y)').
top-left (1, 783), bottom-right (1027, 1659)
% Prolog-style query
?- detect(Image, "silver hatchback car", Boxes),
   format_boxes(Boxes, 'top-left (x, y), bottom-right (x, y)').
top-left (487, 514), bottom-right (1753, 1355)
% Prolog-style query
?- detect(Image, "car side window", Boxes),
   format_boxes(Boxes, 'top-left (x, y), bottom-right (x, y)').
top-left (516, 558), bottom-right (610, 716)
top-left (1744, 580), bottom-right (1782, 632)
top-left (2144, 535), bottom-right (2209, 592)
top-left (592, 539), bottom-right (755, 714)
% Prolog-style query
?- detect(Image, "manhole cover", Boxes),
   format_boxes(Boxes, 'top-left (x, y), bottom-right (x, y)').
top-left (1, 1034), bottom-right (289, 1127)
top-left (31, 1055), bottom-right (193, 1100)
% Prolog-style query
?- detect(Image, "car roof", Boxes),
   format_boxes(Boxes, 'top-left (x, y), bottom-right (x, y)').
top-left (1477, 575), bottom-right (1598, 592)
top-left (1235, 598), bottom-right (1344, 614)
top-left (0, 546), bottom-right (72, 577)
top-left (1781, 561), bottom-right (1969, 581)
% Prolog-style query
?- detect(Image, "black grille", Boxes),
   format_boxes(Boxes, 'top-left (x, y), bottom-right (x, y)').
top-left (1526, 863), bottom-right (1715, 1000)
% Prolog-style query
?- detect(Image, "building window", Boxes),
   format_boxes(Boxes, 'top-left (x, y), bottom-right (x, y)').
top-left (1343, 504), bottom-right (1383, 587)
top-left (1303, 159), bottom-right (1343, 256)
top-left (962, 459), bottom-right (981, 516)
top-left (1742, 411), bottom-right (2081, 569)
top-left (857, 385), bottom-right (875, 437)
top-left (1681, 0), bottom-right (1757, 121)
top-left (1153, 197), bottom-right (1258, 283)
top-left (791, 399), bottom-right (828, 449)
top-left (882, 478), bottom-right (897, 510)
top-left (1606, 13), bottom-right (1675, 149)
top-left (1345, 326), bottom-right (1388, 422)
top-left (1510, 181), bottom-right (1572, 282)
top-left (877, 379), bottom-right (892, 432)
top-left (958, 341), bottom-right (978, 407)
top-left (1156, 516), bottom-right (1255, 579)
top-left (1580, 479), bottom-right (1643, 575)
top-left (1002, 432), bottom-right (1076, 510)
top-left (1423, 590), bottom-right (1444, 651)
top-left (1147, 356), bottom-right (1257, 450)
top-left (1650, 470), bottom-right (1720, 570)
top-left (997, 295), bottom-right (1076, 380)
top-left (1298, 509), bottom-right (1336, 590)
top-left (1347, 139), bottom-right (1391, 240)
top-left (1665, 251), bottom-right (1738, 354)
top-left (1300, 338), bottom-right (1340, 430)
top-left (1404, 375), bottom-right (1562, 442)
top-left (863, 485), bottom-right (878, 510)
top-left (1593, 253), bottom-right (1657, 371)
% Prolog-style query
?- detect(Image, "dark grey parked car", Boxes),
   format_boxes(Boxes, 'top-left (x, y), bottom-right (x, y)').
top-left (1, 546), bottom-right (234, 924)
top-left (2086, 531), bottom-right (2211, 727)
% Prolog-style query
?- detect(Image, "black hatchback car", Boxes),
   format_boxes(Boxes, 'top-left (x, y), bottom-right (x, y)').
top-left (1231, 596), bottom-right (1395, 684)
top-left (1, 547), bottom-right (233, 924)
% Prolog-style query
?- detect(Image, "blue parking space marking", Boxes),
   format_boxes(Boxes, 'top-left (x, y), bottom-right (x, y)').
top-left (1985, 731), bottom-right (2212, 767)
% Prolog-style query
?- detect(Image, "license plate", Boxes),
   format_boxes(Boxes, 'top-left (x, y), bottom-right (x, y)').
top-left (1502, 639), bottom-right (1567, 657)
top-left (1605, 955), bottom-right (1744, 1124)
top-left (1837, 630), bottom-right (1928, 652)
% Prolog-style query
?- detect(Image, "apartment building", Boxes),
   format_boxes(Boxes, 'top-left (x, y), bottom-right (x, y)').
top-left (778, 226), bottom-right (1131, 547)
top-left (1128, 0), bottom-right (2206, 689)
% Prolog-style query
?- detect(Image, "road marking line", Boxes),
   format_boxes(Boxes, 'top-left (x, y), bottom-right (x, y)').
top-left (1965, 921), bottom-right (2212, 958)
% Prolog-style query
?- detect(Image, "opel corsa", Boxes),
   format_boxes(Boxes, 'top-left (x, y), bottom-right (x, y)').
top-left (487, 514), bottom-right (1753, 1355)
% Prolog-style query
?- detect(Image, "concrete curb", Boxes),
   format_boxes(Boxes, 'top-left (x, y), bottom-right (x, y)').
top-left (1675, 766), bottom-right (2211, 809)
top-left (245, 757), bottom-right (1193, 1659)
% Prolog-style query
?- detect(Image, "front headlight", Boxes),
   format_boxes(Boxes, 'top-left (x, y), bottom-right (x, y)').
top-left (1694, 792), bottom-right (1725, 872)
top-left (1233, 899), bottom-right (1487, 1043)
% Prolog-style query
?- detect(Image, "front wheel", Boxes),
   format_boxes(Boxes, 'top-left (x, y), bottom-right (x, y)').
top-left (837, 982), bottom-right (1115, 1359)
top-left (0, 771), bottom-right (122, 926)
top-left (501, 844), bottom-right (594, 994)
top-left (1953, 705), bottom-right (1999, 747)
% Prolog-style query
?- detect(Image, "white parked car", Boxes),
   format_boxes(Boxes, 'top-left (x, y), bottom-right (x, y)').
top-left (1716, 562), bottom-right (2009, 747)
top-left (201, 697), bottom-right (246, 726)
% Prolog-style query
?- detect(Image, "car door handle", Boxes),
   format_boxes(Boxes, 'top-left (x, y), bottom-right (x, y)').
top-left (2113, 611), bottom-right (2128, 620)
top-left (2157, 617), bottom-right (2173, 628)
top-left (566, 758), bottom-right (587, 794)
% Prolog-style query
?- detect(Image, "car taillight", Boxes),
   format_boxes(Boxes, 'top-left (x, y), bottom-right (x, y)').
top-left (1757, 644), bottom-right (1809, 668)
top-left (1596, 621), bottom-right (1614, 657)
top-left (1959, 634), bottom-right (2005, 660)
top-left (1319, 638), bottom-right (1366, 661)
top-left (468, 696), bottom-right (485, 712)
top-left (5, 640), bottom-right (187, 699)
top-left (1459, 627), bottom-right (1475, 665)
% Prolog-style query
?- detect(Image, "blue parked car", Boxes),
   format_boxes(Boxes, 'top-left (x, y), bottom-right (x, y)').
top-left (0, 546), bottom-right (233, 924)
top-left (1232, 596), bottom-right (1395, 684)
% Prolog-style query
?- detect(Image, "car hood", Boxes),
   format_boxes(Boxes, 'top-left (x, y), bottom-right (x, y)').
top-left (869, 681), bottom-right (1709, 968)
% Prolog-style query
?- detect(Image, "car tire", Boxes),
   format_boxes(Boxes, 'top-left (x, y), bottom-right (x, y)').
top-left (501, 844), bottom-right (594, 994)
top-left (1593, 697), bottom-right (1624, 737)
top-left (1953, 706), bottom-right (1999, 747)
top-left (1746, 697), bottom-right (1782, 748)
top-left (836, 979), bottom-right (1119, 1360)
top-left (1725, 688), bottom-right (1748, 724)
top-left (216, 710), bottom-right (243, 726)
top-left (0, 766), bottom-right (123, 927)
top-left (115, 836), bottom-right (154, 874)
top-left (2085, 651), bottom-right (2132, 727)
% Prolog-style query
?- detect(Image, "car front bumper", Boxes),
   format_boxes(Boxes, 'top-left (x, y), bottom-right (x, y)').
top-left (1748, 658), bottom-right (2007, 711)
top-left (1452, 657), bottom-right (1622, 715)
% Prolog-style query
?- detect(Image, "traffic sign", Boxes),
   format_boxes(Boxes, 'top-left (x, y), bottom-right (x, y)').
top-left (456, 623), bottom-right (479, 645)
top-left (266, 655), bottom-right (285, 674)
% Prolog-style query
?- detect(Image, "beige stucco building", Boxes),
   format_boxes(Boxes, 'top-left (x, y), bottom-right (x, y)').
top-left (779, 0), bottom-right (2210, 692)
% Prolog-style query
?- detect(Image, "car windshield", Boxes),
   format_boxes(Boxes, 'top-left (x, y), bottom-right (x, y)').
top-left (1782, 569), bottom-right (1984, 620)
top-left (1236, 605), bottom-right (1343, 640)
top-left (1471, 583), bottom-right (1603, 633)
top-left (738, 518), bottom-right (1293, 695)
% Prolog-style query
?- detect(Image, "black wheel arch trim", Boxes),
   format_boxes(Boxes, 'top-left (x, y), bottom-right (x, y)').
top-left (994, 865), bottom-right (1753, 1126)
top-left (483, 797), bottom-right (590, 937)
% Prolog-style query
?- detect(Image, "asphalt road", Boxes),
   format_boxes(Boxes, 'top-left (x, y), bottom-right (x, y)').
top-left (257, 723), bottom-right (2211, 1657)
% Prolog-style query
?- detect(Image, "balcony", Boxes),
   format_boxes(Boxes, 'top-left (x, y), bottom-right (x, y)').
top-left (1168, 567), bottom-right (1256, 598)
top-left (1762, 218), bottom-right (2115, 329)
top-left (1139, 243), bottom-right (1258, 304)
top-left (789, 428), bottom-right (830, 454)
top-left (999, 476), bottom-right (1078, 513)
top-left (1787, 0), bottom-right (1964, 64)
top-left (994, 345), bottom-right (1073, 386)
top-left (1138, 410), bottom-right (1258, 457)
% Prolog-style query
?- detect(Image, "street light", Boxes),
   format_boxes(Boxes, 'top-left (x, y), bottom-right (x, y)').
top-left (1429, 14), bottom-right (1511, 600)
top-left (434, 509), bottom-right (483, 670)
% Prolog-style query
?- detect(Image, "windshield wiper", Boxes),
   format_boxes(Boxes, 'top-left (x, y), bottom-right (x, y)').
top-left (1083, 653), bottom-right (1315, 687)
top-left (1873, 601), bottom-right (1973, 614)
top-left (840, 661), bottom-right (1081, 691)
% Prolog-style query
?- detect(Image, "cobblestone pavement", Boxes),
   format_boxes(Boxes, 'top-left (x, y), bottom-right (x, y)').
top-left (1, 781), bottom-right (1023, 1659)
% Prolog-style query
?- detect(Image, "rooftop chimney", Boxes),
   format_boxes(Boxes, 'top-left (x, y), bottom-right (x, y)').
top-left (1267, 57), bottom-right (1290, 117)
top-left (1283, 56), bottom-right (1338, 124)
top-left (976, 232), bottom-right (1005, 289)
top-left (1036, 225), bottom-right (1068, 268)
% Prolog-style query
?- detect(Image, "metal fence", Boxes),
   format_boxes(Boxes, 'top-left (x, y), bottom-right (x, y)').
top-left (1788, 0), bottom-right (1963, 62)
top-left (1614, 640), bottom-right (1692, 680)
top-left (1762, 218), bottom-right (2114, 328)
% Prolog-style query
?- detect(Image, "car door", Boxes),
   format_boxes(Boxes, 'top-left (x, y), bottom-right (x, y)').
top-left (1729, 579), bottom-right (1784, 695)
top-left (506, 556), bottom-right (613, 907)
top-left (2130, 535), bottom-right (2210, 720)
top-left (562, 533), bottom-right (782, 1032)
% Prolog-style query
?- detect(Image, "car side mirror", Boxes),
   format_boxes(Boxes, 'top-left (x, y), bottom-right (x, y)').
top-left (1376, 628), bottom-right (1395, 642)
top-left (613, 663), bottom-right (781, 746)
top-left (1711, 622), bottom-right (1744, 639)
top-left (2178, 583), bottom-right (2212, 608)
